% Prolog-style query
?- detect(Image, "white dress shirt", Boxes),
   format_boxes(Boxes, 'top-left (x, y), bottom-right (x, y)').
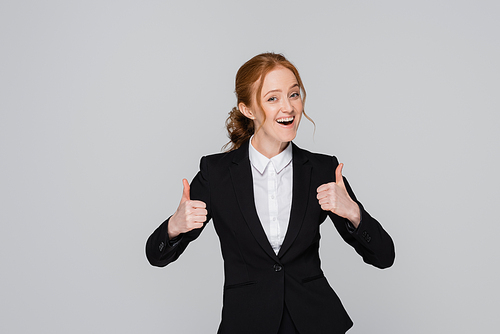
top-left (248, 138), bottom-right (293, 255)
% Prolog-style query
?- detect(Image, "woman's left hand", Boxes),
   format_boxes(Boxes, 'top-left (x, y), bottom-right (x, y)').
top-left (317, 163), bottom-right (361, 228)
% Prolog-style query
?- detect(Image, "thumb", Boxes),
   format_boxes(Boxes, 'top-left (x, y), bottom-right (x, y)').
top-left (335, 163), bottom-right (345, 186)
top-left (180, 178), bottom-right (191, 203)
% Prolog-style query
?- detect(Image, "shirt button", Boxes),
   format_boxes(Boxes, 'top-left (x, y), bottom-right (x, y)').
top-left (273, 264), bottom-right (283, 272)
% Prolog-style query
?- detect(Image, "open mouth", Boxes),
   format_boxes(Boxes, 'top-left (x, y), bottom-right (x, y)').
top-left (276, 116), bottom-right (294, 126)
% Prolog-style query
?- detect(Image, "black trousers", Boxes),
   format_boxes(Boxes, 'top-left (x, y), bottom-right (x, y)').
top-left (277, 305), bottom-right (300, 334)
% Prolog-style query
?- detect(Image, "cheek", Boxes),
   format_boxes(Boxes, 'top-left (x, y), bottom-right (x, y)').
top-left (295, 111), bottom-right (303, 126)
top-left (295, 104), bottom-right (303, 118)
top-left (262, 108), bottom-right (278, 123)
top-left (253, 109), bottom-right (266, 124)
top-left (294, 100), bottom-right (304, 112)
top-left (296, 116), bottom-right (302, 127)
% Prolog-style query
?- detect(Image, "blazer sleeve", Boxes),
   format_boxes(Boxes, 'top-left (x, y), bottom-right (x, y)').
top-left (327, 157), bottom-right (395, 269)
top-left (146, 156), bottom-right (212, 267)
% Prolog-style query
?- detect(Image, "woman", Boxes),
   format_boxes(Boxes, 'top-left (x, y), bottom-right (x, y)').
top-left (146, 53), bottom-right (395, 334)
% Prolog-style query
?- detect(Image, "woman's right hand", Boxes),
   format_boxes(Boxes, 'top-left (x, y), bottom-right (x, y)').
top-left (167, 179), bottom-right (207, 239)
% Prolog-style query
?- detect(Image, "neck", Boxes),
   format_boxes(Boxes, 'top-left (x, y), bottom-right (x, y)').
top-left (251, 136), bottom-right (289, 159)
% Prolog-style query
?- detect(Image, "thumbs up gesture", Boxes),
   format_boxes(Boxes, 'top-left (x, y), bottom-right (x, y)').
top-left (168, 179), bottom-right (207, 239)
top-left (316, 163), bottom-right (361, 227)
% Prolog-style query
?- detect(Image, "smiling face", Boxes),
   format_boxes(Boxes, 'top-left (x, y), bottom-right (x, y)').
top-left (239, 66), bottom-right (303, 158)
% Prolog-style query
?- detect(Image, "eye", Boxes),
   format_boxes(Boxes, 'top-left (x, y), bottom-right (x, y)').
top-left (267, 96), bottom-right (277, 102)
top-left (290, 92), bottom-right (300, 98)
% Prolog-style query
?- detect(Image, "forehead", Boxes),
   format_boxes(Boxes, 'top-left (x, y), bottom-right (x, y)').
top-left (261, 66), bottom-right (298, 92)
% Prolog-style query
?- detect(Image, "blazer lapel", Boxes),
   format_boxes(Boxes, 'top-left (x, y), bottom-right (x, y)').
top-left (229, 143), bottom-right (278, 261)
top-left (278, 143), bottom-right (311, 258)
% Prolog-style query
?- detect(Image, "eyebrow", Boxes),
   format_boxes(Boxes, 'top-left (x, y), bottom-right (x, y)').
top-left (263, 84), bottom-right (300, 96)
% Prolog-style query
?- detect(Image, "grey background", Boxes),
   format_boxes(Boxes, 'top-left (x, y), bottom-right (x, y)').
top-left (1, 0), bottom-right (499, 333)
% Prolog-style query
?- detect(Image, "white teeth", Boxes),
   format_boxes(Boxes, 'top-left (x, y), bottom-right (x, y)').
top-left (276, 117), bottom-right (294, 123)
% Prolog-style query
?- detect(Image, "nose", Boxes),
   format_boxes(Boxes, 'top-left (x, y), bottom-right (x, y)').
top-left (281, 97), bottom-right (293, 113)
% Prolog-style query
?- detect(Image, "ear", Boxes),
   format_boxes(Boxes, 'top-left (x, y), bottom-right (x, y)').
top-left (239, 102), bottom-right (255, 120)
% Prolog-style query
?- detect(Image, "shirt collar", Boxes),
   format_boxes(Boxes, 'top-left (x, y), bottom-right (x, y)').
top-left (248, 136), bottom-right (293, 175)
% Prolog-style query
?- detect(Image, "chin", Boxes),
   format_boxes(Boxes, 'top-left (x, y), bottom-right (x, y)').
top-left (280, 132), bottom-right (298, 143)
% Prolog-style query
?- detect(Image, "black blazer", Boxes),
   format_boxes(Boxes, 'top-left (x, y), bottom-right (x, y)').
top-left (146, 142), bottom-right (395, 334)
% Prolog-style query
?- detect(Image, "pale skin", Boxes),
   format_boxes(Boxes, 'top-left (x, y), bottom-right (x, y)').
top-left (168, 66), bottom-right (360, 239)
top-left (168, 178), bottom-right (207, 239)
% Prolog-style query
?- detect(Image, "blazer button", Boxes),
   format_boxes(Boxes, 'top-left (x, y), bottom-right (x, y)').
top-left (273, 264), bottom-right (283, 272)
top-left (362, 231), bottom-right (371, 243)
